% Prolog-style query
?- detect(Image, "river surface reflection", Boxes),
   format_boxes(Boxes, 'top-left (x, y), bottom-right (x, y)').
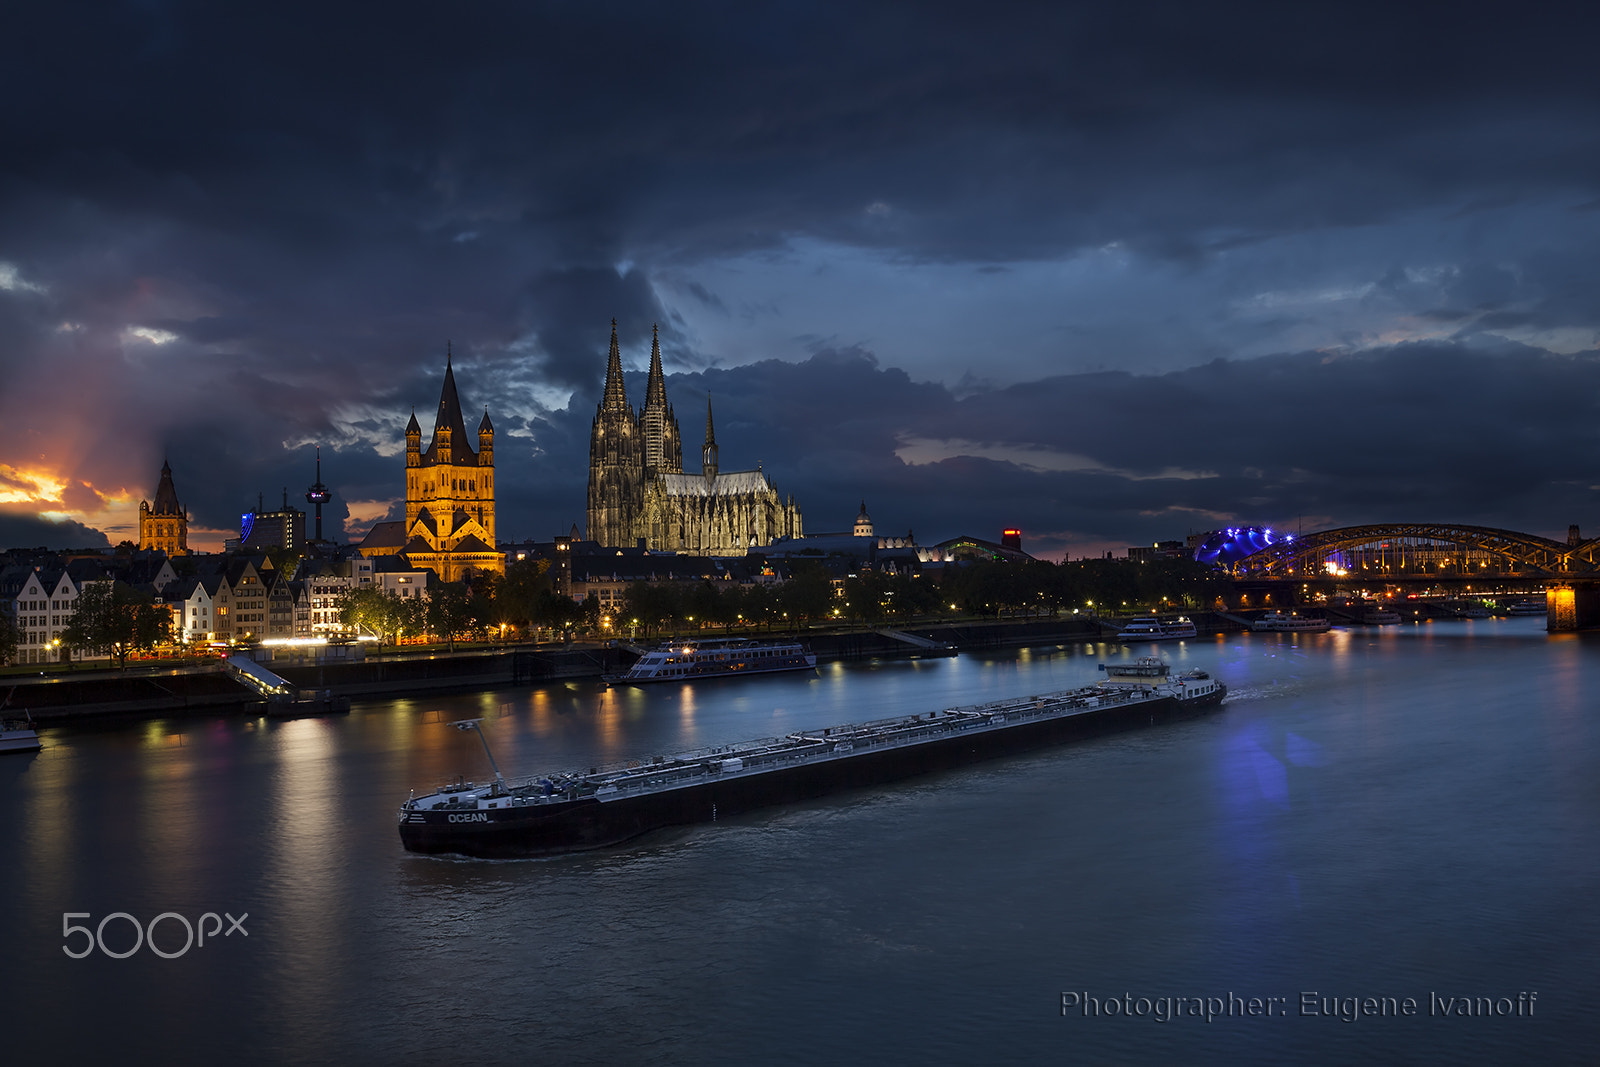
top-left (3, 619), bottom-right (1597, 1063)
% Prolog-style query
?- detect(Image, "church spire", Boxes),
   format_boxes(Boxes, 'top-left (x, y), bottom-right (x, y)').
top-left (644, 323), bottom-right (668, 409)
top-left (428, 345), bottom-right (475, 465)
top-left (601, 318), bottom-right (630, 412)
top-left (702, 394), bottom-right (719, 480)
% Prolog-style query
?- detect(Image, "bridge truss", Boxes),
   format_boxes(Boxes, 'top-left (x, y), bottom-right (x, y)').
top-left (1230, 524), bottom-right (1600, 579)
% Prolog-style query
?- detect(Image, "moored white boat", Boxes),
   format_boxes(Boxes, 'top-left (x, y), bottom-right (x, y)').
top-left (1252, 610), bottom-right (1331, 633)
top-left (1505, 601), bottom-right (1547, 616)
top-left (1115, 616), bottom-right (1198, 641)
top-left (1, 718), bottom-right (41, 755)
top-left (605, 637), bottom-right (817, 684)
top-left (1358, 607), bottom-right (1402, 624)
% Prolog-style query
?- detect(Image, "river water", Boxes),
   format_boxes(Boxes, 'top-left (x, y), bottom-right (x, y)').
top-left (3, 619), bottom-right (1597, 1064)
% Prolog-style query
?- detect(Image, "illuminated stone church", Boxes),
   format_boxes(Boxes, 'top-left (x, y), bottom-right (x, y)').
top-left (139, 460), bottom-right (189, 555)
top-left (587, 322), bottom-right (803, 554)
top-left (402, 350), bottom-right (504, 582)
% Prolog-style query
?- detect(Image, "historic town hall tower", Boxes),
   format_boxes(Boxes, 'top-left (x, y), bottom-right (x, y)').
top-left (139, 460), bottom-right (189, 555)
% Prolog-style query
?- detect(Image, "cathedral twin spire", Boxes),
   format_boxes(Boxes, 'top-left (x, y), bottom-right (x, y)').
top-left (702, 395), bottom-right (718, 480)
top-left (601, 321), bottom-right (687, 476)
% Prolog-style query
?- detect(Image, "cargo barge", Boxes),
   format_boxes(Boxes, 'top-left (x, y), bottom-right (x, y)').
top-left (399, 663), bottom-right (1226, 858)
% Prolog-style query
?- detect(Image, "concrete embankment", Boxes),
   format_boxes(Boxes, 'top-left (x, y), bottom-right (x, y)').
top-left (12, 614), bottom-right (1254, 724)
top-left (4, 670), bottom-right (260, 723)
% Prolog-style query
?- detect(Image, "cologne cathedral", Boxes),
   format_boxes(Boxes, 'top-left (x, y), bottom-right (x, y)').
top-left (402, 350), bottom-right (504, 582)
top-left (587, 322), bottom-right (803, 554)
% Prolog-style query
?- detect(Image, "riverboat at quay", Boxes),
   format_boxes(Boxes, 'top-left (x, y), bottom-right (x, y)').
top-left (604, 637), bottom-right (816, 685)
top-left (1357, 607), bottom-right (1402, 624)
top-left (1115, 616), bottom-right (1198, 641)
top-left (399, 664), bottom-right (1228, 858)
top-left (0, 718), bottom-right (41, 755)
top-left (1252, 611), bottom-right (1332, 633)
top-left (1505, 601), bottom-right (1547, 616)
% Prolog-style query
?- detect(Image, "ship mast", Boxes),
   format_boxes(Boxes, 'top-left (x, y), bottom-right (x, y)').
top-left (453, 718), bottom-right (505, 790)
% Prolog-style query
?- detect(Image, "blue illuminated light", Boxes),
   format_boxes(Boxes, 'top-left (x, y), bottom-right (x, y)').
top-left (1193, 526), bottom-right (1284, 565)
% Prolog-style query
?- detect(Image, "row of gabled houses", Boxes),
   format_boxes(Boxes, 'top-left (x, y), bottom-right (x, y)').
top-left (1, 546), bottom-right (432, 665)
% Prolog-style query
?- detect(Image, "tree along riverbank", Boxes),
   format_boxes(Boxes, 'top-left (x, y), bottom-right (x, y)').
top-left (5, 614), bottom-right (1257, 724)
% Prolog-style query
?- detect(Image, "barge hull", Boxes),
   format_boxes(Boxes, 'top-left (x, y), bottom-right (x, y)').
top-left (400, 689), bottom-right (1222, 858)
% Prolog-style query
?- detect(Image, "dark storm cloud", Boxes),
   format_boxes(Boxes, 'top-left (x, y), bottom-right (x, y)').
top-left (5, 2), bottom-right (1600, 545)
top-left (512, 342), bottom-right (1600, 559)
top-left (0, 512), bottom-right (110, 552)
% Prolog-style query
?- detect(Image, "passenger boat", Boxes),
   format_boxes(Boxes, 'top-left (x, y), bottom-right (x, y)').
top-left (0, 717), bottom-right (41, 755)
top-left (399, 666), bottom-right (1228, 858)
top-left (1115, 616), bottom-right (1198, 641)
top-left (605, 637), bottom-right (816, 685)
top-left (1446, 602), bottom-right (1492, 619)
top-left (1505, 601), bottom-right (1547, 616)
top-left (1252, 610), bottom-right (1331, 633)
top-left (1357, 606), bottom-right (1402, 624)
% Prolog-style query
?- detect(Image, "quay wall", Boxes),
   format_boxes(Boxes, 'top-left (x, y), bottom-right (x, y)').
top-left (12, 614), bottom-right (1252, 724)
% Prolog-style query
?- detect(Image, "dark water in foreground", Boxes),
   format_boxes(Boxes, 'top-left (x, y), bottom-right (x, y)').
top-left (3, 619), bottom-right (1598, 1064)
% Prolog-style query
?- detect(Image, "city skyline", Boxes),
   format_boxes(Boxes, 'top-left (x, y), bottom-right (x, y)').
top-left (5, 5), bottom-right (1600, 557)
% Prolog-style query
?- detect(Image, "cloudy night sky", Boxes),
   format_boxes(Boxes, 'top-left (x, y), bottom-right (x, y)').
top-left (3, 2), bottom-right (1600, 559)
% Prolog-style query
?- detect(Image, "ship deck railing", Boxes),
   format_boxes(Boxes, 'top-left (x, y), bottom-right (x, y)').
top-left (415, 683), bottom-right (1165, 810)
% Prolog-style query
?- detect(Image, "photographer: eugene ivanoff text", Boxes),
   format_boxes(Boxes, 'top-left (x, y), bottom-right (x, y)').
top-left (1060, 991), bottom-right (1538, 1023)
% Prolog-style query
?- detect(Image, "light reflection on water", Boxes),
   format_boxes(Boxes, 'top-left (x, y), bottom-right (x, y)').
top-left (3, 618), bottom-right (1598, 1064)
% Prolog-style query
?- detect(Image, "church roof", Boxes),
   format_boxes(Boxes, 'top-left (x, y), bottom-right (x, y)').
top-left (151, 460), bottom-right (183, 515)
top-left (423, 349), bottom-right (479, 467)
top-left (359, 520), bottom-right (408, 550)
top-left (856, 500), bottom-right (871, 522)
top-left (656, 470), bottom-right (775, 497)
top-left (451, 534), bottom-right (496, 554)
top-left (406, 410), bottom-right (420, 435)
top-left (478, 408), bottom-right (493, 433)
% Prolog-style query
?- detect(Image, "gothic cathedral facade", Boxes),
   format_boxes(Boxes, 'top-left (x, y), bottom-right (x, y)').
top-left (402, 351), bottom-right (504, 582)
top-left (586, 322), bottom-right (803, 554)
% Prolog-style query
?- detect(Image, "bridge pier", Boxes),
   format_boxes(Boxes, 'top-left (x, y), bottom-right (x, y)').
top-left (1545, 581), bottom-right (1600, 632)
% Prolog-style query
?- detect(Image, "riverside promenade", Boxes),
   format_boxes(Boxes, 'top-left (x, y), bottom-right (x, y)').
top-left (4, 612), bottom-right (1256, 724)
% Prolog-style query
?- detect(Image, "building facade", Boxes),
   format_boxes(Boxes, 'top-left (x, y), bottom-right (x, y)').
top-left (241, 491), bottom-right (307, 553)
top-left (139, 460), bottom-right (189, 556)
top-left (586, 322), bottom-right (802, 554)
top-left (403, 350), bottom-right (504, 582)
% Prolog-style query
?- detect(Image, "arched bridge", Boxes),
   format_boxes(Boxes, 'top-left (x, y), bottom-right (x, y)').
top-left (1231, 523), bottom-right (1600, 579)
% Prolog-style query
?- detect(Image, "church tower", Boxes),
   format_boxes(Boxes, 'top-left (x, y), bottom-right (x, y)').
top-left (702, 396), bottom-right (719, 481)
top-left (139, 460), bottom-right (189, 556)
top-left (854, 501), bottom-right (874, 539)
top-left (639, 324), bottom-right (683, 475)
top-left (401, 346), bottom-right (501, 581)
top-left (587, 320), bottom-right (646, 546)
